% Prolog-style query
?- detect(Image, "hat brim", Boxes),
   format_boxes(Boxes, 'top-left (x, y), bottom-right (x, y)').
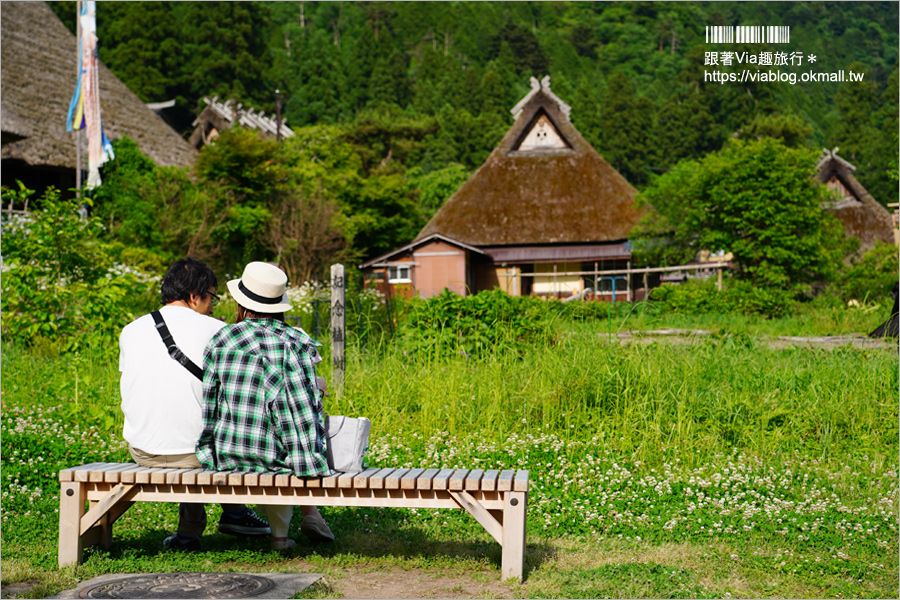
top-left (227, 279), bottom-right (292, 313)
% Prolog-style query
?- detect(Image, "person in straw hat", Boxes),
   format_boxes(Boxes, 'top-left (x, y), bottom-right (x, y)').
top-left (196, 261), bottom-right (335, 549)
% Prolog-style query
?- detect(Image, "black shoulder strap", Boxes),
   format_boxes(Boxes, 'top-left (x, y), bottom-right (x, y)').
top-left (150, 310), bottom-right (204, 381)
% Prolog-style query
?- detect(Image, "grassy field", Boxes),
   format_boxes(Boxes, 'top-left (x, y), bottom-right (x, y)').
top-left (1, 304), bottom-right (897, 599)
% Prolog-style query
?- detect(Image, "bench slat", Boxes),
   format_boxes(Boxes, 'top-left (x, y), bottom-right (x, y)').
top-left (257, 472), bottom-right (276, 486)
top-left (151, 468), bottom-right (180, 485)
top-left (274, 473), bottom-right (291, 487)
top-left (464, 469), bottom-right (484, 491)
top-left (243, 472), bottom-right (260, 486)
top-left (449, 469), bottom-right (469, 491)
top-left (481, 470), bottom-right (500, 491)
top-left (338, 472), bottom-right (359, 488)
top-left (135, 468), bottom-right (166, 484)
top-left (497, 470), bottom-right (515, 492)
top-left (227, 472), bottom-right (246, 486)
top-left (196, 471), bottom-right (216, 486)
top-left (289, 475), bottom-right (306, 488)
top-left (65, 463), bottom-right (108, 483)
top-left (432, 469), bottom-right (455, 490)
top-left (304, 475), bottom-right (321, 488)
top-left (321, 472), bottom-right (339, 488)
top-left (179, 469), bottom-right (204, 485)
top-left (400, 468), bottom-right (424, 490)
top-left (385, 468), bottom-right (409, 490)
top-left (514, 470), bottom-right (530, 492)
top-left (103, 464), bottom-right (140, 483)
top-left (353, 468), bottom-right (383, 489)
top-left (368, 468), bottom-right (395, 490)
top-left (89, 464), bottom-right (126, 483)
top-left (417, 468), bottom-right (441, 490)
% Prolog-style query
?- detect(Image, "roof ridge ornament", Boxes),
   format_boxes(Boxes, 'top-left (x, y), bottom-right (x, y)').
top-left (510, 75), bottom-right (572, 121)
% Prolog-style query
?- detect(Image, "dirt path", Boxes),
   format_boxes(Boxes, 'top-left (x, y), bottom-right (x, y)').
top-left (322, 566), bottom-right (515, 599)
top-left (610, 329), bottom-right (897, 350)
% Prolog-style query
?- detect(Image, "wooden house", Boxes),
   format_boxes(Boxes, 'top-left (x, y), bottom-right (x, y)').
top-left (1, 1), bottom-right (196, 199)
top-left (189, 97), bottom-right (294, 150)
top-left (815, 148), bottom-right (895, 252)
top-left (362, 76), bottom-right (643, 300)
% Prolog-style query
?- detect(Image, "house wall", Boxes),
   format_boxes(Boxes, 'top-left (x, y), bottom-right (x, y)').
top-left (412, 240), bottom-right (468, 298)
top-left (533, 262), bottom-right (584, 297)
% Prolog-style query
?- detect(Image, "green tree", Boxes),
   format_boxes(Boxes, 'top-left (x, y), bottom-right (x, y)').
top-left (635, 138), bottom-right (844, 290)
top-left (598, 72), bottom-right (655, 186)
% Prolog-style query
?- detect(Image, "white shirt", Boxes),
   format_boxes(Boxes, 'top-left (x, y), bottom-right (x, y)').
top-left (119, 305), bottom-right (225, 454)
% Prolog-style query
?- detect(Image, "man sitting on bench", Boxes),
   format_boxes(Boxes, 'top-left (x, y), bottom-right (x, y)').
top-left (119, 258), bottom-right (271, 551)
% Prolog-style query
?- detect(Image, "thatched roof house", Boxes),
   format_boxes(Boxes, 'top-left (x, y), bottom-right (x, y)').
top-left (363, 76), bottom-right (644, 300)
top-left (189, 97), bottom-right (294, 150)
top-left (1, 1), bottom-right (196, 195)
top-left (815, 148), bottom-right (895, 252)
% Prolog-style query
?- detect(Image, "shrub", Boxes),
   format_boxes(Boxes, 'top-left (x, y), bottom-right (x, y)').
top-left (400, 289), bottom-right (555, 356)
top-left (833, 241), bottom-right (899, 304)
top-left (649, 279), bottom-right (794, 318)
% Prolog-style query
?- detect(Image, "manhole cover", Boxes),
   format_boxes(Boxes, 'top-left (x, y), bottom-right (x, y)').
top-left (78, 573), bottom-right (275, 599)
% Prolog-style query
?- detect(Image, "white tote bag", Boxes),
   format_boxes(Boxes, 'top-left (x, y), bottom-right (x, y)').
top-left (325, 415), bottom-right (371, 472)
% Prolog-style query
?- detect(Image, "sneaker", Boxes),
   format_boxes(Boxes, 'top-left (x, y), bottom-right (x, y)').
top-left (218, 507), bottom-right (272, 536)
top-left (163, 534), bottom-right (201, 552)
top-left (271, 537), bottom-right (297, 551)
top-left (301, 514), bottom-right (335, 543)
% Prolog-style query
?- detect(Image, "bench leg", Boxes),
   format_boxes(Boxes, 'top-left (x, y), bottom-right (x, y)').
top-left (500, 491), bottom-right (527, 582)
top-left (59, 481), bottom-right (86, 567)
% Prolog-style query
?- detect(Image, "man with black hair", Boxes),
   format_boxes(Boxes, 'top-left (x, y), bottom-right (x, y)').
top-left (119, 258), bottom-right (270, 551)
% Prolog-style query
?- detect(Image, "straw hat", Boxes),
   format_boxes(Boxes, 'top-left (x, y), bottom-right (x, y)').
top-left (227, 262), bottom-right (292, 313)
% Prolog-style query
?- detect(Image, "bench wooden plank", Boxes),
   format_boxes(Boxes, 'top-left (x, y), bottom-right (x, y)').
top-left (179, 469), bottom-right (204, 485)
top-left (417, 469), bottom-right (441, 490)
top-left (498, 470), bottom-right (515, 492)
top-left (136, 468), bottom-right (168, 484)
top-left (385, 468), bottom-right (409, 490)
top-left (71, 463), bottom-right (108, 482)
top-left (289, 475), bottom-right (306, 488)
top-left (89, 464), bottom-right (126, 483)
top-left (400, 468), bottom-right (424, 490)
top-left (338, 472), bottom-right (359, 488)
top-left (274, 473), bottom-right (291, 487)
top-left (321, 472), bottom-right (339, 488)
top-left (368, 468), bottom-right (395, 490)
top-left (196, 471), bottom-right (216, 486)
top-left (243, 472), bottom-right (260, 486)
top-left (464, 469), bottom-right (484, 491)
top-left (227, 472), bottom-right (246, 486)
top-left (103, 464), bottom-right (141, 483)
top-left (514, 470), bottom-right (529, 492)
top-left (432, 469), bottom-right (455, 490)
top-left (304, 475), bottom-right (321, 488)
top-left (257, 472), bottom-right (276, 486)
top-left (353, 468), bottom-right (382, 489)
top-left (151, 468), bottom-right (179, 485)
top-left (481, 470), bottom-right (499, 491)
top-left (449, 469), bottom-right (469, 491)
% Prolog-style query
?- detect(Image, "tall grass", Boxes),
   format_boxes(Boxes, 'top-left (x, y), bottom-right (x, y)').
top-left (328, 331), bottom-right (898, 469)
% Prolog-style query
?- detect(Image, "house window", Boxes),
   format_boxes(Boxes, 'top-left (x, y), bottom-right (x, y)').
top-left (388, 265), bottom-right (411, 283)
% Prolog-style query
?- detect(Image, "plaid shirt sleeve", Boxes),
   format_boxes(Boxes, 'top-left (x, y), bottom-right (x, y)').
top-left (195, 337), bottom-right (222, 470)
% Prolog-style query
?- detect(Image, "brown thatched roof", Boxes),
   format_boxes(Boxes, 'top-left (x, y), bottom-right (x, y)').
top-left (1, 1), bottom-right (196, 170)
top-left (417, 76), bottom-right (643, 246)
top-left (815, 148), bottom-right (894, 250)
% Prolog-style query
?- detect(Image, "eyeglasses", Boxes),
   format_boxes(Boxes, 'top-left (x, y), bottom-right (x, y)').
top-left (206, 291), bottom-right (221, 306)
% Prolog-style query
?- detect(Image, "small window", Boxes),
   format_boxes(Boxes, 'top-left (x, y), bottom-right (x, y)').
top-left (388, 265), bottom-right (411, 283)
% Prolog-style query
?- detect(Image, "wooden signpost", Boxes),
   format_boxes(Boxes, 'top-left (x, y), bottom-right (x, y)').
top-left (330, 264), bottom-right (345, 397)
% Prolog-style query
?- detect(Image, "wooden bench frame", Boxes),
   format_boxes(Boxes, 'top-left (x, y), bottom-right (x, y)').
top-left (59, 463), bottom-right (529, 581)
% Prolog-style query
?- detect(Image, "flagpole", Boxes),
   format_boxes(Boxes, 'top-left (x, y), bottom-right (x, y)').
top-left (75, 0), bottom-right (82, 198)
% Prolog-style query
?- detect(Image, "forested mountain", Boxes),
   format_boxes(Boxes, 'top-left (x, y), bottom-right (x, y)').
top-left (46, 1), bottom-right (898, 270)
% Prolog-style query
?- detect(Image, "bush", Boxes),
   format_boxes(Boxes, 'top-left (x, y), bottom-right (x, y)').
top-left (649, 279), bottom-right (794, 318)
top-left (400, 289), bottom-right (555, 356)
top-left (833, 241), bottom-right (899, 304)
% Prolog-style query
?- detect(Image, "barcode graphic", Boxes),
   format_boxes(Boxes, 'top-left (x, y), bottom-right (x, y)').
top-left (706, 26), bottom-right (790, 44)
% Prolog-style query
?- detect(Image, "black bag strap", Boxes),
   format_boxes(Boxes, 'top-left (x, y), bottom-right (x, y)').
top-left (150, 310), bottom-right (204, 381)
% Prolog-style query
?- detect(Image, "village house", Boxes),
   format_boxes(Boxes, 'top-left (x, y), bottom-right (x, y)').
top-left (815, 148), bottom-right (897, 251)
top-left (361, 76), bottom-right (644, 301)
top-left (188, 96), bottom-right (294, 151)
top-left (1, 1), bottom-right (196, 201)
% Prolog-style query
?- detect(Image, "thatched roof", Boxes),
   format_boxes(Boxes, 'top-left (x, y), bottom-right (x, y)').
top-left (1, 1), bottom-right (196, 170)
top-left (189, 96), bottom-right (294, 149)
top-left (815, 148), bottom-right (894, 250)
top-left (417, 76), bottom-right (642, 246)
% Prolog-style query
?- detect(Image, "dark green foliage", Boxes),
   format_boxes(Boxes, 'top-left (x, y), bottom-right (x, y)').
top-left (598, 73), bottom-right (655, 186)
top-left (401, 289), bottom-right (555, 356)
top-left (649, 280), bottom-right (794, 319)
top-left (833, 242), bottom-right (900, 304)
top-left (636, 138), bottom-right (845, 291)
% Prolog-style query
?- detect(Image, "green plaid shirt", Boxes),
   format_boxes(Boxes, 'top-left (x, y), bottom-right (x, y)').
top-left (196, 318), bottom-right (330, 477)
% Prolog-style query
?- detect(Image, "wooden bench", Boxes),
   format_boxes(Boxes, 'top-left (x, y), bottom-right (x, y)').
top-left (58, 463), bottom-right (529, 581)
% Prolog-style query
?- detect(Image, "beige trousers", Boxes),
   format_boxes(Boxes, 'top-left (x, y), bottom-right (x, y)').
top-left (129, 446), bottom-right (244, 538)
